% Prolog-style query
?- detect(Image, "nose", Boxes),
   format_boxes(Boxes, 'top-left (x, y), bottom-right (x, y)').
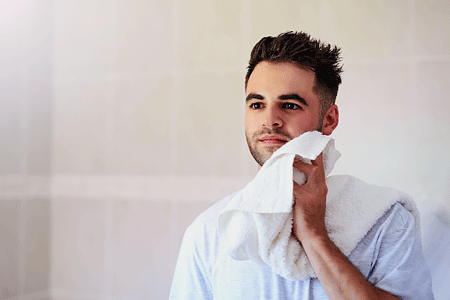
top-left (262, 105), bottom-right (282, 129)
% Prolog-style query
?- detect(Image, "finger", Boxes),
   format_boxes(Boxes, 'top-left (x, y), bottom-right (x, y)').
top-left (293, 157), bottom-right (313, 173)
top-left (312, 152), bottom-right (324, 168)
top-left (294, 154), bottom-right (325, 186)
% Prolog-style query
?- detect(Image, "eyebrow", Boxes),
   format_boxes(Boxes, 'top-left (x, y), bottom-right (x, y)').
top-left (245, 93), bottom-right (308, 106)
top-left (279, 94), bottom-right (308, 106)
top-left (246, 93), bottom-right (264, 102)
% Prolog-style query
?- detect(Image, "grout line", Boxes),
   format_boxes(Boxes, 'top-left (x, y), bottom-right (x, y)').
top-left (344, 55), bottom-right (450, 67)
top-left (240, 0), bottom-right (252, 68)
top-left (319, 0), bottom-right (326, 36)
top-left (178, 66), bottom-right (244, 75)
top-left (50, 289), bottom-right (164, 300)
top-left (48, 174), bottom-right (253, 203)
top-left (170, 73), bottom-right (180, 175)
top-left (103, 200), bottom-right (113, 298)
top-left (407, 0), bottom-right (415, 58)
top-left (105, 73), bottom-right (116, 177)
top-left (20, 61), bottom-right (29, 176)
top-left (3, 171), bottom-right (447, 205)
top-left (14, 289), bottom-right (51, 300)
top-left (17, 199), bottom-right (26, 296)
top-left (49, 2), bottom-right (57, 294)
top-left (240, 0), bottom-right (252, 177)
top-left (170, 0), bottom-right (182, 175)
top-left (51, 66), bottom-right (246, 83)
top-left (19, 0), bottom-right (30, 175)
top-left (105, 0), bottom-right (117, 181)
top-left (169, 200), bottom-right (180, 288)
top-left (49, 54), bottom-right (450, 82)
top-left (407, 0), bottom-right (420, 127)
top-left (17, 3), bottom-right (31, 294)
top-left (50, 0), bottom-right (57, 178)
top-left (49, 197), bottom-right (55, 298)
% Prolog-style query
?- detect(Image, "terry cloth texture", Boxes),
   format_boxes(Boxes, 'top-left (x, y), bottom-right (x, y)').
top-left (217, 131), bottom-right (420, 281)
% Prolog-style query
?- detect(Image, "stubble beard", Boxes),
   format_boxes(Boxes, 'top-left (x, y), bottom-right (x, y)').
top-left (245, 121), bottom-right (324, 167)
top-left (245, 128), bottom-right (294, 167)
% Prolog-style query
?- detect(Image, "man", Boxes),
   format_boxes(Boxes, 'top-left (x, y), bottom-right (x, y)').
top-left (169, 31), bottom-right (434, 299)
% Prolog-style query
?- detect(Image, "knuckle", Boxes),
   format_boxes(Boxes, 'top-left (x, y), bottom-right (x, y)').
top-left (310, 165), bottom-right (319, 174)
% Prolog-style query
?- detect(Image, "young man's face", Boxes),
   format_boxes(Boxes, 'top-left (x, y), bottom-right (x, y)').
top-left (245, 61), bottom-right (334, 167)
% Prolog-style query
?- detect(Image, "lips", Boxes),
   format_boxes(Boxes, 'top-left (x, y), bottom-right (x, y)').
top-left (258, 135), bottom-right (288, 146)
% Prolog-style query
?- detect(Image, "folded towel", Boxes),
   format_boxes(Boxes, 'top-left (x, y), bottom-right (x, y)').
top-left (217, 131), bottom-right (419, 281)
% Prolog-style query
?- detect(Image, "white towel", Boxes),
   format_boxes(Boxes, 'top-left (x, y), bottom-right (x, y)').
top-left (217, 131), bottom-right (419, 281)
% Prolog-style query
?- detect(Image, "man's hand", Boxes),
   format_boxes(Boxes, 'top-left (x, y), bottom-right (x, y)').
top-left (292, 153), bottom-right (328, 243)
top-left (291, 153), bottom-right (399, 300)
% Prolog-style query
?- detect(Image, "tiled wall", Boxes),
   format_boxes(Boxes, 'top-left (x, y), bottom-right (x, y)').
top-left (1, 0), bottom-right (53, 298)
top-left (0, 0), bottom-right (449, 299)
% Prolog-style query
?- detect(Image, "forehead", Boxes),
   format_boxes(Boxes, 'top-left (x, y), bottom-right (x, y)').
top-left (246, 61), bottom-right (317, 96)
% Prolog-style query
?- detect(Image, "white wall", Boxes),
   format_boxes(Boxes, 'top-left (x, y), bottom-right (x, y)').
top-left (0, 0), bottom-right (449, 299)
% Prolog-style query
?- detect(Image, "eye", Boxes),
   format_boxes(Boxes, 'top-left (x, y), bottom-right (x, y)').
top-left (283, 102), bottom-right (300, 110)
top-left (250, 102), bottom-right (263, 109)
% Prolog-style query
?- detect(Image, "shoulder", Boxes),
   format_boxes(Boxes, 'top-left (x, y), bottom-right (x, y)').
top-left (365, 204), bottom-right (433, 298)
top-left (191, 191), bottom-right (238, 226)
top-left (327, 175), bottom-right (418, 229)
top-left (325, 175), bottom-right (420, 253)
top-left (170, 192), bottom-right (241, 300)
top-left (376, 202), bottom-right (416, 235)
top-left (350, 202), bottom-right (433, 299)
top-left (353, 201), bottom-right (418, 257)
top-left (184, 190), bottom-right (240, 241)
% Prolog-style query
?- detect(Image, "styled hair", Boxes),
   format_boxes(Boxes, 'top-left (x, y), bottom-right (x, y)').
top-left (245, 31), bottom-right (343, 115)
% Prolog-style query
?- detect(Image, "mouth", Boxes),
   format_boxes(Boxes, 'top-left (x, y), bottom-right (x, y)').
top-left (258, 135), bottom-right (288, 146)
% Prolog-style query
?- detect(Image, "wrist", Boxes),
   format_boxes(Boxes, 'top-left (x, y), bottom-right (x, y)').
top-left (294, 218), bottom-right (327, 241)
top-left (300, 230), bottom-right (330, 249)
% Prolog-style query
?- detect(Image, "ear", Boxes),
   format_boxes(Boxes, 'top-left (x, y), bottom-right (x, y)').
top-left (321, 105), bottom-right (339, 136)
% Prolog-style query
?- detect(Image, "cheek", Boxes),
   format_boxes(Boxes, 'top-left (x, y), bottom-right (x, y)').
top-left (244, 111), bottom-right (258, 131)
top-left (288, 114), bottom-right (319, 133)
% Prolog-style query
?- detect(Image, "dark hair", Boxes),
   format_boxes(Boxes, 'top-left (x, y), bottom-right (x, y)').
top-left (245, 31), bottom-right (343, 116)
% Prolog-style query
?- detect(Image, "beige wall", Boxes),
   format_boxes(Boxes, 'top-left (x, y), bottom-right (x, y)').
top-left (0, 0), bottom-right (449, 299)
